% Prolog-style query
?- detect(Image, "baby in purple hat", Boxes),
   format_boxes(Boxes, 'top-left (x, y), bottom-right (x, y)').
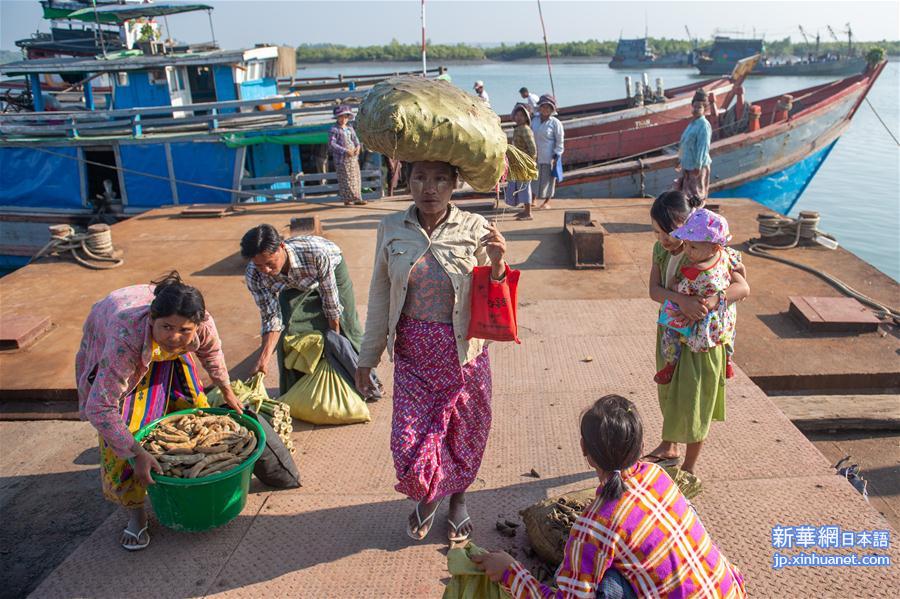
top-left (655, 208), bottom-right (741, 384)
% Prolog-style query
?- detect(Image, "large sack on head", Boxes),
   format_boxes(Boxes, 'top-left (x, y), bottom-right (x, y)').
top-left (356, 76), bottom-right (536, 192)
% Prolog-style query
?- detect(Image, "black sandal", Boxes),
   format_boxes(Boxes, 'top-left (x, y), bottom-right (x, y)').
top-left (641, 453), bottom-right (681, 467)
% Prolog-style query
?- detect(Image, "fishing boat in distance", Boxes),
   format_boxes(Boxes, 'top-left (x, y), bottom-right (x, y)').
top-left (696, 26), bottom-right (868, 77)
top-left (555, 59), bottom-right (887, 215)
top-left (695, 37), bottom-right (765, 76)
top-left (608, 38), bottom-right (693, 69)
top-left (753, 25), bottom-right (867, 77)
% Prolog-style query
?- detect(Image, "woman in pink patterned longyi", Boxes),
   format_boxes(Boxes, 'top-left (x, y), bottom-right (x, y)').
top-left (355, 160), bottom-right (507, 543)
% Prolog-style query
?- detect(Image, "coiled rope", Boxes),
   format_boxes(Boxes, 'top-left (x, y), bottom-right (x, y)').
top-left (30, 223), bottom-right (124, 269)
top-left (747, 212), bottom-right (899, 323)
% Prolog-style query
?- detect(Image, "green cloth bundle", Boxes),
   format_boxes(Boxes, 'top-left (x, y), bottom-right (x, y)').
top-left (442, 542), bottom-right (511, 599)
top-left (356, 76), bottom-right (537, 192)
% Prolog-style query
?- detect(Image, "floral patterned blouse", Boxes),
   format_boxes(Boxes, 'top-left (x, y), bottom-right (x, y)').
top-left (75, 285), bottom-right (230, 458)
top-left (401, 250), bottom-right (455, 323)
top-left (674, 247), bottom-right (741, 352)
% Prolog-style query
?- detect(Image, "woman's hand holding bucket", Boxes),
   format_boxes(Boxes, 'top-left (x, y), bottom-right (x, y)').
top-left (131, 440), bottom-right (162, 486)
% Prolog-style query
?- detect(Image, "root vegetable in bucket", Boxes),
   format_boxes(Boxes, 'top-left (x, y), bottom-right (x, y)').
top-left (141, 412), bottom-right (258, 479)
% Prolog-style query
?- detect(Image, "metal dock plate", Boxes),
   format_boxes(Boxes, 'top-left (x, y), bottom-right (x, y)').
top-left (0, 315), bottom-right (52, 351)
top-left (290, 216), bottom-right (323, 236)
top-left (563, 210), bottom-right (607, 270)
top-left (788, 296), bottom-right (881, 333)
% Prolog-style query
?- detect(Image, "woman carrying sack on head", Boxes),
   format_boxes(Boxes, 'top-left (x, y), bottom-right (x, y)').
top-left (329, 104), bottom-right (367, 206)
top-left (75, 272), bottom-right (242, 550)
top-left (354, 76), bottom-right (536, 543)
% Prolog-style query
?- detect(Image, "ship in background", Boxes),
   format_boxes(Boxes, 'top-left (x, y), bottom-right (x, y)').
top-left (608, 37), bottom-right (694, 69)
top-left (696, 26), bottom-right (868, 77)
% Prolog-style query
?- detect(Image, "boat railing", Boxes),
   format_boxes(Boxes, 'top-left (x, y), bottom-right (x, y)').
top-left (238, 165), bottom-right (384, 204)
top-left (284, 66), bottom-right (445, 85)
top-left (0, 93), bottom-right (343, 141)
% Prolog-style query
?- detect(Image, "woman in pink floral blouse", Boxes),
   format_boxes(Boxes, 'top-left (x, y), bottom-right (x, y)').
top-left (75, 272), bottom-right (242, 550)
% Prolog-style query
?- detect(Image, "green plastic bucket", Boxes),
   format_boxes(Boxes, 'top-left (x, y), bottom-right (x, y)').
top-left (131, 407), bottom-right (266, 532)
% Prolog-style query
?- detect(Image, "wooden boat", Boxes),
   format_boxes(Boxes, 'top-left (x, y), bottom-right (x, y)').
top-left (514, 58), bottom-right (760, 167)
top-left (0, 2), bottom-right (394, 269)
top-left (554, 61), bottom-right (886, 215)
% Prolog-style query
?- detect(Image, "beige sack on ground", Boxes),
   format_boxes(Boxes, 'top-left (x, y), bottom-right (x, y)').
top-left (356, 76), bottom-right (535, 192)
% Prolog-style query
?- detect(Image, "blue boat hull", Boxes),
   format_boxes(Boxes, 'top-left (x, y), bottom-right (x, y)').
top-left (709, 140), bottom-right (837, 214)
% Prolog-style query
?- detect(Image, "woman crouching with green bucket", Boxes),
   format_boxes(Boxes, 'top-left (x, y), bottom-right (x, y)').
top-left (75, 272), bottom-right (243, 550)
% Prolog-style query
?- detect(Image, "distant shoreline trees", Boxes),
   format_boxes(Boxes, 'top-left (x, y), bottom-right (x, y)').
top-left (296, 38), bottom-right (899, 63)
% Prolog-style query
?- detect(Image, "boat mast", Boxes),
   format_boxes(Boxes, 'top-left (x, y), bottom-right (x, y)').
top-left (207, 9), bottom-right (217, 46)
top-left (90, 0), bottom-right (108, 58)
top-left (421, 0), bottom-right (427, 75)
top-left (536, 0), bottom-right (557, 100)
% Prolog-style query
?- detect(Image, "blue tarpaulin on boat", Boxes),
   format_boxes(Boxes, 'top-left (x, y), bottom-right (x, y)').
top-left (710, 141), bottom-right (838, 215)
top-left (170, 141), bottom-right (234, 204)
top-left (0, 147), bottom-right (83, 209)
top-left (120, 145), bottom-right (174, 207)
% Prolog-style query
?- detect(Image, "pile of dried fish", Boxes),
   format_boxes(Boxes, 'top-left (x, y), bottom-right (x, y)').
top-left (520, 488), bottom-right (597, 567)
top-left (142, 412), bottom-right (257, 479)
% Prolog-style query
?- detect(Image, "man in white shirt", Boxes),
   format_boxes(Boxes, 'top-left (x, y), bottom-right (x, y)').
top-left (473, 80), bottom-right (491, 108)
top-left (519, 87), bottom-right (540, 116)
top-left (531, 94), bottom-right (564, 210)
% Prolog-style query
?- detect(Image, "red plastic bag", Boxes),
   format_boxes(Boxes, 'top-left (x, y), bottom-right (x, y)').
top-left (467, 264), bottom-right (521, 343)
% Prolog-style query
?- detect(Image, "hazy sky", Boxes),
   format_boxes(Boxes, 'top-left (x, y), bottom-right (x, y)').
top-left (2, 0), bottom-right (898, 51)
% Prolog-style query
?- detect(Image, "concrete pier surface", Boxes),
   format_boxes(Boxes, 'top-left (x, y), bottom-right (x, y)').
top-left (1, 198), bottom-right (897, 597)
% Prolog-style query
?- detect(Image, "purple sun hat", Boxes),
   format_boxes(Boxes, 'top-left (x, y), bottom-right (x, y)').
top-left (671, 208), bottom-right (732, 245)
top-left (333, 104), bottom-right (354, 118)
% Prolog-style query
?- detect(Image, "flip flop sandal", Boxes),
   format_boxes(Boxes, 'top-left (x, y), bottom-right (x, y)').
top-left (353, 200), bottom-right (368, 205)
top-left (406, 498), bottom-right (443, 541)
top-left (448, 516), bottom-right (472, 543)
top-left (515, 214), bottom-right (534, 221)
top-left (121, 525), bottom-right (150, 551)
top-left (641, 453), bottom-right (681, 467)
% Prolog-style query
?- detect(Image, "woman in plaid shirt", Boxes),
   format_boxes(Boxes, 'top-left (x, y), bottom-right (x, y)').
top-left (474, 395), bottom-right (746, 598)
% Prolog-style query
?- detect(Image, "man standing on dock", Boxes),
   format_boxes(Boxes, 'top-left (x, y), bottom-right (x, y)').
top-left (519, 87), bottom-right (540, 116)
top-left (532, 94), bottom-right (565, 210)
top-left (240, 224), bottom-right (365, 394)
top-left (473, 80), bottom-right (491, 108)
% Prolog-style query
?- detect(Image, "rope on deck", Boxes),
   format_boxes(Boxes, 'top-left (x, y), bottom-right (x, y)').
top-left (747, 212), bottom-right (899, 323)
top-left (30, 223), bottom-right (124, 270)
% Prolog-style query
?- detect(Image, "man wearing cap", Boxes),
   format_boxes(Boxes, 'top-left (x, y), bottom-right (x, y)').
top-left (532, 94), bottom-right (565, 210)
top-left (473, 81), bottom-right (491, 108)
top-left (519, 87), bottom-right (540, 116)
